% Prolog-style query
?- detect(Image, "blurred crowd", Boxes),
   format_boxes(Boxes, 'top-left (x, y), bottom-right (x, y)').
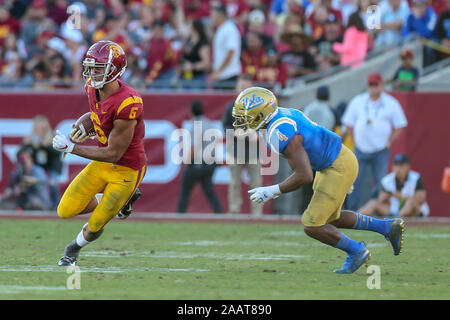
top-left (0, 115), bottom-right (62, 211)
top-left (0, 0), bottom-right (449, 90)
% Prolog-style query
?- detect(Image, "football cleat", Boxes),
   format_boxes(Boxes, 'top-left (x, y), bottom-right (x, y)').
top-left (58, 256), bottom-right (77, 266)
top-left (334, 242), bottom-right (370, 274)
top-left (117, 188), bottom-right (142, 220)
top-left (385, 218), bottom-right (405, 256)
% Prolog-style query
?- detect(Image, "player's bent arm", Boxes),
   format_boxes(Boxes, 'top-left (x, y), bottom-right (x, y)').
top-left (71, 119), bottom-right (137, 163)
top-left (279, 134), bottom-right (314, 194)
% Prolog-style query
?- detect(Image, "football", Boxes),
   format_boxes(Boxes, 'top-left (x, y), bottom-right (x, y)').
top-left (74, 112), bottom-right (95, 136)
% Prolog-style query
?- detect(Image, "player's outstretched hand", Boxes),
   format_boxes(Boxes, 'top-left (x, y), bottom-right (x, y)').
top-left (53, 130), bottom-right (75, 153)
top-left (248, 185), bottom-right (281, 204)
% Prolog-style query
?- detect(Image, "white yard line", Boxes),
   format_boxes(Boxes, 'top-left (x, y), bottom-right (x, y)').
top-left (0, 285), bottom-right (67, 294)
top-left (0, 265), bottom-right (209, 273)
top-left (172, 240), bottom-right (306, 246)
top-left (82, 250), bottom-right (310, 261)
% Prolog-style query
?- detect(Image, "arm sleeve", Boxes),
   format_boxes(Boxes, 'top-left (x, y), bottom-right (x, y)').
top-left (267, 121), bottom-right (296, 154)
top-left (390, 98), bottom-right (408, 128)
top-left (332, 28), bottom-right (355, 54)
top-left (115, 96), bottom-right (144, 121)
top-left (224, 26), bottom-right (241, 52)
top-left (402, 15), bottom-right (412, 38)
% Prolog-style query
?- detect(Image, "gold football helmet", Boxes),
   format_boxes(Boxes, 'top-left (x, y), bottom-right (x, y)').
top-left (232, 87), bottom-right (278, 131)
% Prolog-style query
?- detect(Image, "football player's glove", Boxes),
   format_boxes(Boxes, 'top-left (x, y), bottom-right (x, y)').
top-left (53, 130), bottom-right (75, 153)
top-left (248, 185), bottom-right (281, 204)
top-left (70, 124), bottom-right (95, 143)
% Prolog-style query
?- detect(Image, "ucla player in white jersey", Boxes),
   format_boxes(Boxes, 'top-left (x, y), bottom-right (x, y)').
top-left (232, 87), bottom-right (405, 274)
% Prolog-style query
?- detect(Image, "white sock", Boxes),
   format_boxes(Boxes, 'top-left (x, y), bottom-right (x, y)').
top-left (95, 193), bottom-right (103, 205)
top-left (76, 230), bottom-right (90, 247)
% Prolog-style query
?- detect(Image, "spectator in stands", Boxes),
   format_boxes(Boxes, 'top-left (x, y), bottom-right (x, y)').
top-left (269, 0), bottom-right (310, 24)
top-left (182, 0), bottom-right (211, 21)
top-left (84, 0), bottom-right (105, 20)
top-left (60, 21), bottom-right (88, 83)
top-left (359, 154), bottom-right (430, 217)
top-left (25, 29), bottom-right (54, 71)
top-left (224, 0), bottom-right (251, 29)
top-left (222, 74), bottom-right (262, 216)
top-left (392, 49), bottom-right (419, 92)
top-left (402, 0), bottom-right (439, 66)
top-left (47, 53), bottom-right (71, 88)
top-left (178, 18), bottom-right (211, 89)
top-left (311, 14), bottom-right (343, 72)
top-left (254, 48), bottom-right (289, 88)
top-left (176, 100), bottom-right (223, 214)
top-left (246, 9), bottom-right (275, 51)
top-left (210, 3), bottom-right (242, 90)
top-left (22, 115), bottom-right (63, 209)
top-left (20, 0), bottom-right (55, 49)
top-left (436, 0), bottom-right (450, 60)
top-left (92, 13), bottom-right (129, 51)
top-left (241, 31), bottom-right (268, 80)
top-left (403, 0), bottom-right (439, 40)
top-left (358, 0), bottom-right (374, 29)
top-left (340, 0), bottom-right (358, 25)
top-left (0, 33), bottom-right (30, 87)
top-left (321, 0), bottom-right (344, 23)
top-left (0, 147), bottom-right (51, 210)
top-left (145, 20), bottom-right (177, 88)
top-left (128, 4), bottom-right (154, 45)
top-left (303, 85), bottom-right (336, 131)
top-left (342, 73), bottom-right (408, 211)
top-left (0, 52), bottom-right (31, 87)
top-left (375, 0), bottom-right (411, 47)
top-left (0, 4), bottom-right (21, 47)
top-left (307, 4), bottom-right (330, 40)
top-left (30, 60), bottom-right (50, 89)
top-left (48, 0), bottom-right (69, 27)
top-left (333, 12), bottom-right (369, 68)
top-left (280, 24), bottom-right (317, 77)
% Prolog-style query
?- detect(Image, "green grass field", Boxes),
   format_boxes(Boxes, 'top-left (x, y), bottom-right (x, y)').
top-left (0, 218), bottom-right (449, 299)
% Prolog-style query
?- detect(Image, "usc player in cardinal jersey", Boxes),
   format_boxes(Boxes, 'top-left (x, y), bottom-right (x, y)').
top-left (52, 40), bottom-right (147, 266)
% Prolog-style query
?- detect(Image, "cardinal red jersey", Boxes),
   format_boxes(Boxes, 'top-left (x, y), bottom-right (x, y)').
top-left (85, 79), bottom-right (147, 170)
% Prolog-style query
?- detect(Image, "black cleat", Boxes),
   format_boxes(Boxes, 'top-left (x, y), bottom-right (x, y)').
top-left (117, 188), bottom-right (142, 220)
top-left (58, 256), bottom-right (77, 266)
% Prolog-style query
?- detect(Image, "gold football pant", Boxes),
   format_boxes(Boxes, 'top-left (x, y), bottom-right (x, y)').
top-left (57, 161), bottom-right (146, 232)
top-left (301, 145), bottom-right (358, 227)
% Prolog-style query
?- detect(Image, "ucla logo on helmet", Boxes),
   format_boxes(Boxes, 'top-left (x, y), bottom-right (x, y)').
top-left (242, 94), bottom-right (265, 110)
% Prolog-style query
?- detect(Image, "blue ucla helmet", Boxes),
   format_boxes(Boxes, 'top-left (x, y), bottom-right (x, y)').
top-left (232, 87), bottom-right (278, 131)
